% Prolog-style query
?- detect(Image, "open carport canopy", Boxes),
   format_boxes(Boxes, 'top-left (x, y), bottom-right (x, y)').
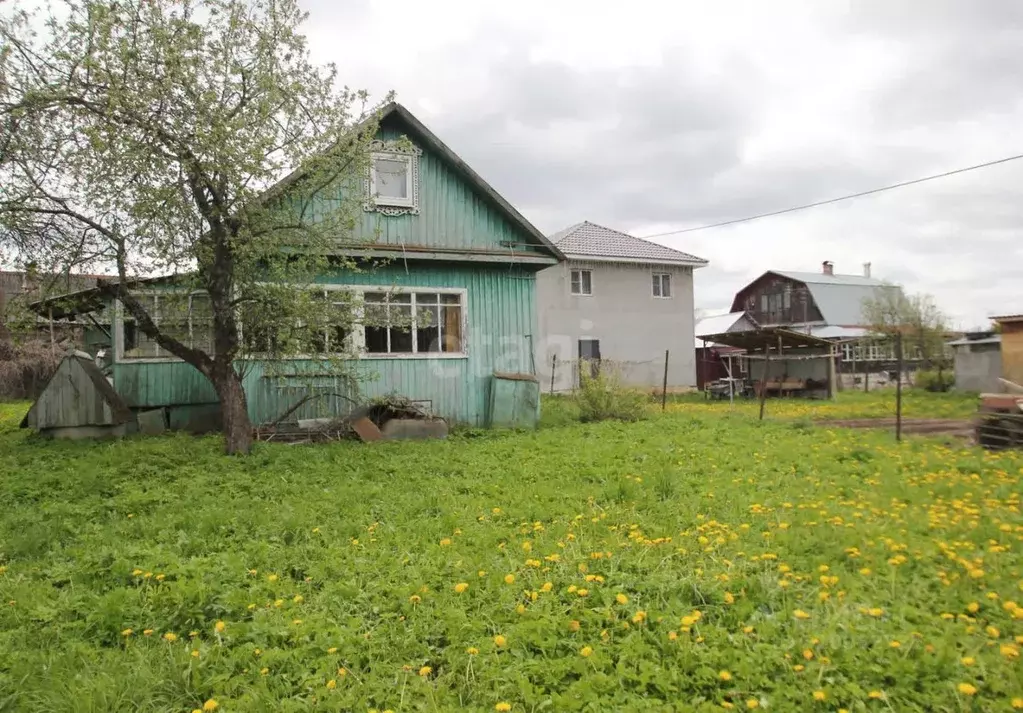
top-left (696, 327), bottom-right (834, 353)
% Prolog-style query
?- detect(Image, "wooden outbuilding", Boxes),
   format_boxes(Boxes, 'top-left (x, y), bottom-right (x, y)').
top-left (20, 353), bottom-right (135, 439)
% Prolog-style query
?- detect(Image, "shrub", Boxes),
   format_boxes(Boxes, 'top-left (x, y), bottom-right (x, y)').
top-left (576, 362), bottom-right (647, 422)
top-left (914, 368), bottom-right (955, 392)
top-left (0, 339), bottom-right (61, 400)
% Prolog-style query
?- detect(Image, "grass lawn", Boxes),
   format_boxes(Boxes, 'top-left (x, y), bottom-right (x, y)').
top-left (1, 393), bottom-right (1021, 712)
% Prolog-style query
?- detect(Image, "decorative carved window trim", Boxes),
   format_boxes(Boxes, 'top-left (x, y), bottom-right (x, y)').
top-left (364, 139), bottom-right (422, 216)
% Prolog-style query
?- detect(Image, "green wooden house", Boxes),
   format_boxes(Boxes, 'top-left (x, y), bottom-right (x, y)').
top-left (30, 103), bottom-right (563, 430)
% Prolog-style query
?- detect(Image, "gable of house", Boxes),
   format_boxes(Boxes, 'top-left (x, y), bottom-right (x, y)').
top-left (732, 269), bottom-right (889, 327)
top-left (280, 103), bottom-right (561, 266)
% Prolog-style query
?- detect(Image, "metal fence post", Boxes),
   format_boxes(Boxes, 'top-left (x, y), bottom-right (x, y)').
top-left (896, 332), bottom-right (903, 441)
top-left (661, 350), bottom-right (669, 411)
top-left (550, 355), bottom-right (557, 395)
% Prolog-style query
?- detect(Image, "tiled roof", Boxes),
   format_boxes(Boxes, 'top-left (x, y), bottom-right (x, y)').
top-left (549, 221), bottom-right (708, 266)
top-left (768, 270), bottom-right (894, 327)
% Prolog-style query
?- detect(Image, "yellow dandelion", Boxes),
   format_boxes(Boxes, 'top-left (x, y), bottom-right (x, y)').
top-left (267, 574), bottom-right (278, 582)
top-left (326, 679), bottom-right (337, 689)
top-left (746, 699), bottom-right (759, 709)
top-left (1012, 698), bottom-right (1023, 709)
top-left (163, 632), bottom-right (178, 643)
top-left (813, 690), bottom-right (826, 701)
top-left (214, 620), bottom-right (226, 633)
top-left (724, 591), bottom-right (735, 605)
top-left (467, 647), bottom-right (479, 655)
top-left (967, 602), bottom-right (980, 613)
top-left (577, 588), bottom-right (589, 597)
top-left (1001, 644), bottom-right (1020, 659)
top-left (202, 701), bottom-right (219, 712)
top-left (327, 647), bottom-right (338, 654)
top-left (191, 650), bottom-right (200, 658)
top-left (121, 628), bottom-right (133, 637)
top-left (868, 691), bottom-right (884, 700)
top-left (418, 665), bottom-right (432, 677)
top-left (454, 583), bottom-right (469, 594)
top-left (668, 631), bottom-right (678, 641)
top-left (495, 704), bottom-right (511, 712)
top-left (802, 649), bottom-right (814, 660)
top-left (292, 595), bottom-right (303, 604)
top-left (541, 582), bottom-right (553, 593)
top-left (568, 620), bottom-right (580, 632)
top-left (143, 629), bottom-right (154, 636)
top-left (889, 640), bottom-right (901, 649)
top-left (793, 609), bottom-right (810, 620)
top-left (616, 593), bottom-right (629, 605)
top-left (260, 667), bottom-right (269, 675)
top-left (987, 625), bottom-right (1001, 638)
top-left (494, 634), bottom-right (507, 647)
top-left (580, 645), bottom-right (593, 657)
top-left (719, 670), bottom-right (732, 681)
top-left (957, 683), bottom-right (977, 696)
top-left (632, 611), bottom-right (647, 624)
top-left (504, 574), bottom-right (515, 585)
top-left (439, 538), bottom-right (452, 546)
top-left (962, 656), bottom-right (975, 665)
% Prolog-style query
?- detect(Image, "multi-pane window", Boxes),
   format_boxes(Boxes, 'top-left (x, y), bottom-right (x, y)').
top-left (121, 292), bottom-right (212, 360)
top-left (364, 291), bottom-right (464, 355)
top-left (570, 269), bottom-right (592, 295)
top-left (652, 273), bottom-right (672, 298)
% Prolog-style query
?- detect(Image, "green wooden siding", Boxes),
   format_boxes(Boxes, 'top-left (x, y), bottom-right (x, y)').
top-left (111, 262), bottom-right (539, 426)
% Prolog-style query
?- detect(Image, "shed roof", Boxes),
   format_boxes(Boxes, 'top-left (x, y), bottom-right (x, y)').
top-left (549, 221), bottom-right (707, 267)
top-left (992, 314), bottom-right (1023, 324)
top-left (948, 335), bottom-right (1001, 347)
top-left (694, 311), bottom-right (755, 348)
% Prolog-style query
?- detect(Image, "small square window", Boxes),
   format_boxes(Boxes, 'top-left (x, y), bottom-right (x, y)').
top-left (652, 273), bottom-right (671, 298)
top-left (370, 152), bottom-right (414, 208)
top-left (570, 269), bottom-right (592, 296)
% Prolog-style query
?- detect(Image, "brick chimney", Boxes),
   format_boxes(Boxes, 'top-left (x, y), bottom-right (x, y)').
top-left (822, 260), bottom-right (834, 276)
top-left (862, 262), bottom-right (872, 278)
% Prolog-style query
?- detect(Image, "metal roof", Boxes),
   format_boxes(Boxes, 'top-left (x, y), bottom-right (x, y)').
top-left (767, 270), bottom-right (895, 327)
top-left (992, 314), bottom-right (1023, 323)
top-left (700, 326), bottom-right (833, 352)
top-left (809, 325), bottom-right (869, 340)
top-left (948, 335), bottom-right (1001, 347)
top-left (550, 221), bottom-right (708, 266)
top-left (694, 311), bottom-right (755, 348)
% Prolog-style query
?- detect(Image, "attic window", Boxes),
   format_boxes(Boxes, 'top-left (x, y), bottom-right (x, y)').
top-left (365, 139), bottom-right (422, 216)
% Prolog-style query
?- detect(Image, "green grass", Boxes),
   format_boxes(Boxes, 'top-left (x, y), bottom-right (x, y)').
top-left (1, 395), bottom-right (1021, 712)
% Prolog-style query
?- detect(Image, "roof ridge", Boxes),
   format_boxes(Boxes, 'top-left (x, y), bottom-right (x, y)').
top-left (547, 220), bottom-right (708, 264)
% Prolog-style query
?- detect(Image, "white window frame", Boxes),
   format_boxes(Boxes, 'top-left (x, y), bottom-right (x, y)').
top-left (115, 291), bottom-right (212, 364)
top-left (239, 285), bottom-right (469, 361)
top-left (369, 151), bottom-right (415, 209)
top-left (652, 272), bottom-right (672, 299)
top-left (570, 269), bottom-right (593, 296)
top-left (363, 139), bottom-right (422, 216)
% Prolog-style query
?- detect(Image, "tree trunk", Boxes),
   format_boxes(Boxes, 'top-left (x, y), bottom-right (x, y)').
top-left (211, 364), bottom-right (253, 455)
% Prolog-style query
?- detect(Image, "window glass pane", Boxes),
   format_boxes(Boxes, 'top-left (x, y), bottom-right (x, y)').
top-left (652, 274), bottom-right (661, 297)
top-left (330, 326), bottom-right (349, 353)
top-left (365, 325), bottom-right (389, 353)
top-left (390, 304), bottom-right (413, 352)
top-left (416, 304), bottom-right (440, 352)
top-left (374, 157), bottom-right (408, 198)
top-left (123, 295), bottom-right (159, 358)
top-left (441, 293), bottom-right (461, 305)
top-left (581, 271), bottom-right (592, 294)
top-left (661, 275), bottom-right (670, 297)
top-left (388, 292), bottom-right (412, 304)
top-left (189, 293), bottom-right (213, 353)
top-left (442, 304), bottom-right (463, 352)
top-left (417, 293), bottom-right (440, 305)
top-left (364, 291), bottom-right (387, 303)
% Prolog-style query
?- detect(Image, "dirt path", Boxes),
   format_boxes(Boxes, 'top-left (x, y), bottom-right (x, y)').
top-left (816, 417), bottom-right (975, 438)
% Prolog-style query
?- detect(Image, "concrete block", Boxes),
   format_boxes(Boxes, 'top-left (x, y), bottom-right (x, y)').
top-left (137, 408), bottom-right (167, 436)
top-left (381, 418), bottom-right (449, 441)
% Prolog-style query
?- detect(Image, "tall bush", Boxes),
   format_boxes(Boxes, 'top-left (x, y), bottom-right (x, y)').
top-left (577, 362), bottom-right (647, 422)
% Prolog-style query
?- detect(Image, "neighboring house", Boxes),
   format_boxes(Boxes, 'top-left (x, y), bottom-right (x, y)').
top-left (993, 314), bottom-right (1023, 388)
top-left (947, 331), bottom-right (1001, 392)
top-left (729, 261), bottom-right (908, 366)
top-left (28, 102), bottom-right (564, 429)
top-left (693, 310), bottom-right (756, 389)
top-left (534, 221), bottom-right (707, 392)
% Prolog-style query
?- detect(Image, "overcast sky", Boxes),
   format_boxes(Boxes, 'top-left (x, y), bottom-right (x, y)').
top-left (302, 0), bottom-right (1023, 328)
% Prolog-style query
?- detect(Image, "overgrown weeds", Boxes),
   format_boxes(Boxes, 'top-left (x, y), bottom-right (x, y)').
top-left (0, 339), bottom-right (60, 399)
top-left (576, 363), bottom-right (647, 422)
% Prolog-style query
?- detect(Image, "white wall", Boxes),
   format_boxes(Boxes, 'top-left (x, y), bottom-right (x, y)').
top-left (534, 259), bottom-right (697, 391)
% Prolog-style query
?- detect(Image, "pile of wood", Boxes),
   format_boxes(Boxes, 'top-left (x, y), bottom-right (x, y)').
top-left (976, 379), bottom-right (1023, 450)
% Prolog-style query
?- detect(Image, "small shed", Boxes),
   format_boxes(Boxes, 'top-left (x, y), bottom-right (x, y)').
top-left (993, 315), bottom-right (1023, 388)
top-left (21, 353), bottom-right (135, 439)
top-left (948, 333), bottom-right (1001, 393)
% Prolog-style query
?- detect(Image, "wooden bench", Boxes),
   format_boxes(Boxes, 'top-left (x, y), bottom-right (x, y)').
top-left (756, 378), bottom-right (807, 397)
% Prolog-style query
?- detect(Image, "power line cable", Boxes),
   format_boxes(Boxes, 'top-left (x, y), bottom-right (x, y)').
top-left (640, 152), bottom-right (1023, 239)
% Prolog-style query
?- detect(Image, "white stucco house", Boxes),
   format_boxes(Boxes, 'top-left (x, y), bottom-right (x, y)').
top-left (534, 221), bottom-right (708, 392)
